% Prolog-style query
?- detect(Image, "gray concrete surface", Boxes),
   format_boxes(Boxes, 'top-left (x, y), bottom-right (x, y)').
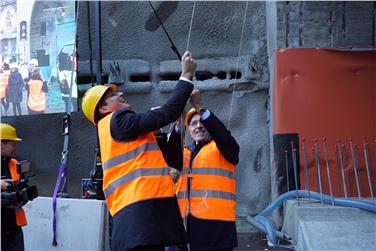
top-left (23, 197), bottom-right (109, 251)
top-left (283, 199), bottom-right (376, 251)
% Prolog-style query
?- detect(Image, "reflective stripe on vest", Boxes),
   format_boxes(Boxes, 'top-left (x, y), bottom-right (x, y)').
top-left (103, 142), bottom-right (161, 170)
top-left (9, 159), bottom-right (28, 226)
top-left (176, 141), bottom-right (236, 221)
top-left (98, 113), bottom-right (175, 216)
top-left (0, 70), bottom-right (10, 98)
top-left (27, 80), bottom-right (46, 111)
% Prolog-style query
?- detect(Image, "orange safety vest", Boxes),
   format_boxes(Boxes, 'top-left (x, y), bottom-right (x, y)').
top-left (8, 159), bottom-right (28, 226)
top-left (27, 79), bottom-right (46, 111)
top-left (98, 113), bottom-right (175, 216)
top-left (0, 70), bottom-right (10, 99)
top-left (176, 141), bottom-right (236, 221)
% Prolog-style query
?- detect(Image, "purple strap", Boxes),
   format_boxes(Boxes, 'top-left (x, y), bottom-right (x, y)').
top-left (52, 162), bottom-right (67, 246)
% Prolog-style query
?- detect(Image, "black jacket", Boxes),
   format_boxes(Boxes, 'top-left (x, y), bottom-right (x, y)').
top-left (169, 111), bottom-right (240, 250)
top-left (1, 156), bottom-right (21, 232)
top-left (105, 79), bottom-right (193, 250)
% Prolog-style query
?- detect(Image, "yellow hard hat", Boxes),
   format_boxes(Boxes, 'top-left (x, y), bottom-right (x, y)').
top-left (81, 85), bottom-right (117, 125)
top-left (185, 108), bottom-right (198, 126)
top-left (0, 123), bottom-right (22, 141)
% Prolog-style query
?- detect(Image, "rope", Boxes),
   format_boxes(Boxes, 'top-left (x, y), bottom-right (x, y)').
top-left (181, 1), bottom-right (196, 239)
top-left (227, 1), bottom-right (249, 129)
top-left (186, 1), bottom-right (196, 52)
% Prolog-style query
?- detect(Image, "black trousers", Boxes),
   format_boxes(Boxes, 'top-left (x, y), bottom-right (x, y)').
top-left (1, 227), bottom-right (24, 251)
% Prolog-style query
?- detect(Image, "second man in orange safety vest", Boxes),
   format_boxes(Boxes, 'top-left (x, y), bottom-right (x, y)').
top-left (171, 87), bottom-right (240, 251)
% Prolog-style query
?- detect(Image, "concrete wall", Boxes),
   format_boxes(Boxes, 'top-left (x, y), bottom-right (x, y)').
top-left (3, 1), bottom-right (375, 230)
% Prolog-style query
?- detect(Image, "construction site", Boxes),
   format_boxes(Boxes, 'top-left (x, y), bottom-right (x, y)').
top-left (1, 1), bottom-right (375, 251)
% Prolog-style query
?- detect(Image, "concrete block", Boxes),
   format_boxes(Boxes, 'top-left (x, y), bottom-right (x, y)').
top-left (23, 197), bottom-right (109, 251)
top-left (283, 199), bottom-right (376, 251)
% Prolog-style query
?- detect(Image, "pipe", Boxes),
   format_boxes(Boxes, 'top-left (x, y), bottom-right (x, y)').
top-left (247, 190), bottom-right (376, 247)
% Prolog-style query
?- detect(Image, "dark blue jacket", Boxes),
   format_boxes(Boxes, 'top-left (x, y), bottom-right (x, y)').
top-left (106, 80), bottom-right (193, 250)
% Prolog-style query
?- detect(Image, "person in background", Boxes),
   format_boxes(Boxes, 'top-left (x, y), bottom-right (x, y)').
top-left (7, 63), bottom-right (24, 116)
top-left (170, 87), bottom-right (240, 251)
top-left (26, 67), bottom-right (47, 114)
top-left (58, 47), bottom-right (77, 112)
top-left (0, 63), bottom-right (10, 115)
top-left (27, 59), bottom-right (41, 82)
top-left (1, 123), bottom-right (28, 251)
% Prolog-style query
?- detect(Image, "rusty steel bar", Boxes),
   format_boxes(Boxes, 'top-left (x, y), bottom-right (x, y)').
top-left (322, 138), bottom-right (335, 206)
top-left (363, 138), bottom-right (374, 202)
top-left (349, 140), bottom-right (362, 199)
top-left (334, 143), bottom-right (341, 194)
top-left (302, 138), bottom-right (310, 199)
top-left (285, 150), bottom-right (290, 192)
top-left (291, 142), bottom-right (300, 205)
top-left (314, 143), bottom-right (324, 205)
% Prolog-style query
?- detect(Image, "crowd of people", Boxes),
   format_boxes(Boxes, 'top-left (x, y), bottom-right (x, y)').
top-left (0, 47), bottom-right (77, 116)
top-left (0, 58), bottom-right (47, 116)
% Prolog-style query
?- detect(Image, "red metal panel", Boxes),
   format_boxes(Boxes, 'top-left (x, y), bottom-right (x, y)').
top-left (273, 48), bottom-right (376, 197)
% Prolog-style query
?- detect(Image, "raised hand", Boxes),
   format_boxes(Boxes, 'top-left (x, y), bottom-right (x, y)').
top-left (180, 51), bottom-right (196, 80)
top-left (108, 61), bottom-right (125, 85)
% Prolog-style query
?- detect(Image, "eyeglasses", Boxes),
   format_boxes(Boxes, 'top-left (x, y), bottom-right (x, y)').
top-left (99, 92), bottom-right (126, 108)
top-left (105, 92), bottom-right (126, 102)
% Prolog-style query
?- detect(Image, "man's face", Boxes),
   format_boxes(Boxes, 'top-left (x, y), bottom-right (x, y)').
top-left (188, 114), bottom-right (209, 144)
top-left (99, 91), bottom-right (132, 115)
top-left (1, 140), bottom-right (17, 158)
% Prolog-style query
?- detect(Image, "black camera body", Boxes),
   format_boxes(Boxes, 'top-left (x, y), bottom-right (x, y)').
top-left (2, 179), bottom-right (38, 206)
top-left (1, 160), bottom-right (38, 207)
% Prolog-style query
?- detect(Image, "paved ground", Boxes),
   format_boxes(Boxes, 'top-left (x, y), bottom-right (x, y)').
top-left (235, 233), bottom-right (292, 251)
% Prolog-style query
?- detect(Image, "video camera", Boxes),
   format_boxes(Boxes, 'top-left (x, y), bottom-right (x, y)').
top-left (1, 160), bottom-right (38, 207)
top-left (82, 149), bottom-right (105, 200)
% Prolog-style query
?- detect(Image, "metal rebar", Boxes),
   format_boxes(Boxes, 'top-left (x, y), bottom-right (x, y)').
top-left (354, 145), bottom-right (363, 198)
top-left (363, 138), bottom-right (375, 202)
top-left (334, 143), bottom-right (341, 194)
top-left (302, 138), bottom-right (310, 199)
top-left (338, 143), bottom-right (348, 198)
top-left (342, 144), bottom-right (351, 196)
top-left (314, 143), bottom-right (324, 205)
top-left (322, 138), bottom-right (335, 206)
top-left (349, 140), bottom-right (362, 199)
top-left (285, 150), bottom-right (290, 192)
top-left (291, 144), bottom-right (300, 205)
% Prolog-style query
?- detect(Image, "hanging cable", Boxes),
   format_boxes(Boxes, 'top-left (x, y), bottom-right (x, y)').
top-left (227, 1), bottom-right (249, 129)
top-left (148, 1), bottom-right (182, 61)
top-left (181, 2), bottom-right (196, 239)
top-left (86, 1), bottom-right (95, 86)
top-left (186, 1), bottom-right (196, 52)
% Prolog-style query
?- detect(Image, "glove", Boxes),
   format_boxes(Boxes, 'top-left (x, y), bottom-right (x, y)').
top-left (108, 61), bottom-right (125, 85)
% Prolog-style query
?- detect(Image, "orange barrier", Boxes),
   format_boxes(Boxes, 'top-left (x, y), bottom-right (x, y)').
top-left (273, 48), bottom-right (376, 197)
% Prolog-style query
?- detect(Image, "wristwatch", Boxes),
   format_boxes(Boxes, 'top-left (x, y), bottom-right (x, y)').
top-left (198, 107), bottom-right (206, 116)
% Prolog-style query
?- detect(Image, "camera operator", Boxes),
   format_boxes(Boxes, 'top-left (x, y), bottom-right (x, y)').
top-left (1, 123), bottom-right (27, 251)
